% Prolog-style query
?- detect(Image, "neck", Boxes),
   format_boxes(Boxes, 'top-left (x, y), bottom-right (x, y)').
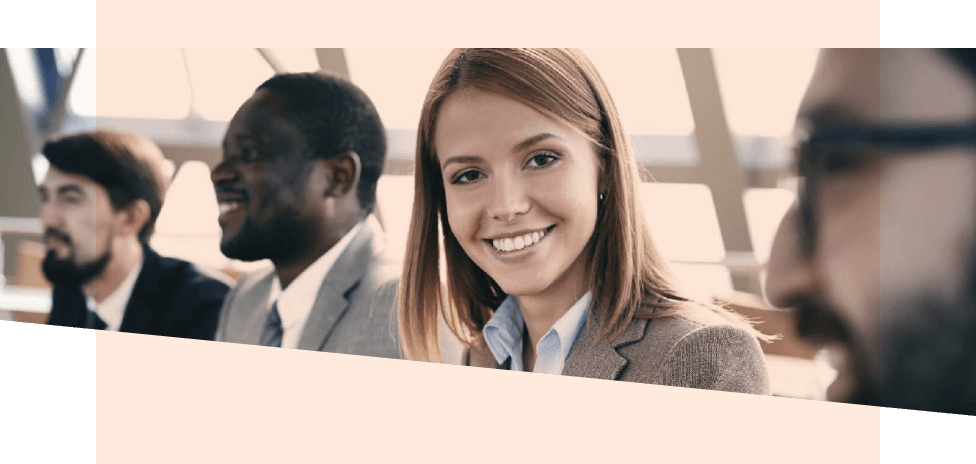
top-left (516, 260), bottom-right (588, 357)
top-left (272, 215), bottom-right (362, 289)
top-left (84, 240), bottom-right (143, 303)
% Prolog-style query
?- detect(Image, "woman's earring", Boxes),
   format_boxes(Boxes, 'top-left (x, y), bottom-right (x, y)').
top-left (599, 193), bottom-right (605, 202)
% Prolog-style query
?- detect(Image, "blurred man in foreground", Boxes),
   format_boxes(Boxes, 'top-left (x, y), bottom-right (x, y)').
top-left (766, 49), bottom-right (976, 414)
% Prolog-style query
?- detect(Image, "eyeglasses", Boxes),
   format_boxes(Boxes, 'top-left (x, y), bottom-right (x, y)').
top-left (793, 120), bottom-right (976, 255)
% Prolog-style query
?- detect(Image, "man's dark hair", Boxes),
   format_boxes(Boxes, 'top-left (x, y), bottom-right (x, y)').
top-left (42, 131), bottom-right (170, 243)
top-left (257, 72), bottom-right (387, 213)
top-left (942, 49), bottom-right (976, 82)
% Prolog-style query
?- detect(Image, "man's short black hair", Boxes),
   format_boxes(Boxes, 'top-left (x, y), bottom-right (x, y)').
top-left (257, 72), bottom-right (387, 213)
top-left (42, 131), bottom-right (169, 243)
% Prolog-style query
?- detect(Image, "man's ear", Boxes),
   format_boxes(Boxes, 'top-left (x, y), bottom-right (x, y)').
top-left (120, 199), bottom-right (151, 238)
top-left (322, 151), bottom-right (362, 199)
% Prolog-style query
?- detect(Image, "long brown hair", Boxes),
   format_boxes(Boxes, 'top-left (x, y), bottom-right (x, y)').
top-left (399, 49), bottom-right (759, 362)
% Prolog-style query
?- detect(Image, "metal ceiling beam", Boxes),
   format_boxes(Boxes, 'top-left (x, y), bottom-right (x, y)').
top-left (315, 48), bottom-right (350, 80)
top-left (42, 48), bottom-right (84, 135)
top-left (256, 48), bottom-right (287, 75)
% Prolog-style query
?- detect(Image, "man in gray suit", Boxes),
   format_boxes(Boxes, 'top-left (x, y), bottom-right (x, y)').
top-left (211, 72), bottom-right (399, 358)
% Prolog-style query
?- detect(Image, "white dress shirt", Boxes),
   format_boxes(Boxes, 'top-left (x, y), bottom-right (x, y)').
top-left (266, 220), bottom-right (364, 349)
top-left (91, 258), bottom-right (143, 332)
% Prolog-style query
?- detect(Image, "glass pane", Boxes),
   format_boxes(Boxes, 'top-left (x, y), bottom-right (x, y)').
top-left (54, 48), bottom-right (80, 76)
top-left (183, 48), bottom-right (275, 121)
top-left (67, 48), bottom-right (95, 117)
top-left (670, 263), bottom-right (733, 301)
top-left (742, 187), bottom-right (796, 264)
top-left (85, 48), bottom-right (191, 119)
top-left (345, 48), bottom-right (452, 131)
top-left (268, 48), bottom-right (320, 74)
top-left (583, 48), bottom-right (695, 136)
top-left (640, 182), bottom-right (725, 263)
top-left (5, 48), bottom-right (45, 112)
top-left (375, 174), bottom-right (415, 263)
top-left (713, 49), bottom-right (820, 169)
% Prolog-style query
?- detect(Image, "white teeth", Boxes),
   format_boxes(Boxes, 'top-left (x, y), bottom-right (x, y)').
top-left (491, 228), bottom-right (548, 252)
top-left (219, 202), bottom-right (240, 214)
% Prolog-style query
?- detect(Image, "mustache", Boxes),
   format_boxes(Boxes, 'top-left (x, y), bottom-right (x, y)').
top-left (214, 184), bottom-right (249, 199)
top-left (44, 228), bottom-right (73, 246)
top-left (793, 298), bottom-right (851, 345)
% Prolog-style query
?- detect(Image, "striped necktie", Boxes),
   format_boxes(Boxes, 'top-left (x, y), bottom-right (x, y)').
top-left (260, 302), bottom-right (283, 347)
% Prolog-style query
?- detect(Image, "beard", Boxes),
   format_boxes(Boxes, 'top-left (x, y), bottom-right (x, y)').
top-left (41, 227), bottom-right (113, 287)
top-left (793, 300), bottom-right (880, 406)
top-left (41, 248), bottom-right (112, 287)
top-left (219, 211), bottom-right (317, 263)
top-left (879, 243), bottom-right (976, 415)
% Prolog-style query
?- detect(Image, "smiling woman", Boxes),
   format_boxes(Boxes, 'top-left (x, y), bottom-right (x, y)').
top-left (398, 48), bottom-right (771, 393)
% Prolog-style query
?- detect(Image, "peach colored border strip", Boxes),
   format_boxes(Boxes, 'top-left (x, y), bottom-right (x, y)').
top-left (95, 330), bottom-right (880, 463)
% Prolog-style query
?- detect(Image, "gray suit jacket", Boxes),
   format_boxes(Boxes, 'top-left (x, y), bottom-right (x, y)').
top-left (464, 302), bottom-right (769, 395)
top-left (215, 217), bottom-right (401, 358)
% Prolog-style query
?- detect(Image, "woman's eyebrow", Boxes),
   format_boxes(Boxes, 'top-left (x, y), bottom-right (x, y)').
top-left (440, 133), bottom-right (567, 169)
top-left (441, 155), bottom-right (485, 170)
top-left (513, 133), bottom-right (564, 152)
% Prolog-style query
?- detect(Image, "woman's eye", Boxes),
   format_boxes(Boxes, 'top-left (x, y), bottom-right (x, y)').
top-left (451, 170), bottom-right (483, 185)
top-left (527, 152), bottom-right (559, 168)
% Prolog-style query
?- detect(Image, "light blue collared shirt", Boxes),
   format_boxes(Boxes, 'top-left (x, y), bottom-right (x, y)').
top-left (483, 292), bottom-right (591, 375)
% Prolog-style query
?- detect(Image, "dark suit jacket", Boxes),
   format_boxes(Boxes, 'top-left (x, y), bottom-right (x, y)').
top-left (46, 245), bottom-right (232, 340)
top-left (465, 301), bottom-right (770, 395)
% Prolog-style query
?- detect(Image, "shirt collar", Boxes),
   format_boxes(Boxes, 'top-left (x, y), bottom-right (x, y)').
top-left (483, 292), bottom-right (591, 371)
top-left (93, 256), bottom-right (144, 332)
top-left (269, 219), bottom-right (365, 332)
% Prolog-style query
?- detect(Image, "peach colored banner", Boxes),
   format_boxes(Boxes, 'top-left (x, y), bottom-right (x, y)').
top-left (94, 0), bottom-right (880, 48)
top-left (96, 330), bottom-right (880, 463)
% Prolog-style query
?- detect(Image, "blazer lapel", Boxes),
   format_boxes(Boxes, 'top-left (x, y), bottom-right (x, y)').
top-left (297, 217), bottom-right (384, 351)
top-left (239, 272), bottom-right (277, 345)
top-left (118, 246), bottom-right (159, 334)
top-left (562, 315), bottom-right (649, 380)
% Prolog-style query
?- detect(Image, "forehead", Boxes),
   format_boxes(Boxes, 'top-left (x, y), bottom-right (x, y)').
top-left (434, 88), bottom-right (581, 155)
top-left (797, 49), bottom-right (976, 126)
top-left (41, 166), bottom-right (99, 192)
top-left (880, 49), bottom-right (976, 123)
top-left (796, 49), bottom-right (880, 125)
top-left (223, 89), bottom-right (307, 149)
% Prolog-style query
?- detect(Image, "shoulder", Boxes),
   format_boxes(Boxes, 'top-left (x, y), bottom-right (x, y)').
top-left (623, 303), bottom-right (770, 394)
top-left (223, 265), bottom-right (275, 304)
top-left (353, 250), bottom-right (401, 300)
top-left (151, 250), bottom-right (232, 298)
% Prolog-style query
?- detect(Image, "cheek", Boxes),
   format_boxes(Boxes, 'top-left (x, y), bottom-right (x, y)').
top-left (538, 166), bottom-right (599, 232)
top-left (817, 178), bottom-right (880, 339)
top-left (443, 188), bottom-right (482, 242)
